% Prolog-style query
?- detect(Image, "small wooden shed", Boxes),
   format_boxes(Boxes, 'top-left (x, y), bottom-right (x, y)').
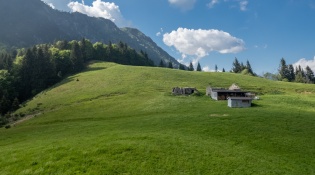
top-left (227, 97), bottom-right (253, 108)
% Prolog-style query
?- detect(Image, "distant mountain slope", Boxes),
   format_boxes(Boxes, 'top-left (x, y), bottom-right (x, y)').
top-left (0, 0), bottom-right (179, 66)
top-left (121, 28), bottom-right (178, 67)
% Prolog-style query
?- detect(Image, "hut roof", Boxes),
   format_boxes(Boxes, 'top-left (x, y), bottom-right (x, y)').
top-left (228, 97), bottom-right (253, 100)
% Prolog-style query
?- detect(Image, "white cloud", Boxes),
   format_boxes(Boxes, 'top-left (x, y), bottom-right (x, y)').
top-left (253, 44), bottom-right (268, 49)
top-left (48, 3), bottom-right (55, 9)
top-left (202, 66), bottom-right (211, 72)
top-left (168, 0), bottom-right (196, 11)
top-left (207, 0), bottom-right (219, 8)
top-left (156, 28), bottom-right (164, 37)
top-left (202, 66), bottom-right (219, 72)
top-left (163, 28), bottom-right (245, 59)
top-left (239, 0), bottom-right (248, 11)
top-left (41, 0), bottom-right (71, 11)
top-left (293, 57), bottom-right (315, 72)
top-left (207, 0), bottom-right (249, 11)
top-left (67, 0), bottom-right (129, 27)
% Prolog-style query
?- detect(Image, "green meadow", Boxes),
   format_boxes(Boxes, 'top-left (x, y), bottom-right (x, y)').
top-left (1, 62), bottom-right (315, 174)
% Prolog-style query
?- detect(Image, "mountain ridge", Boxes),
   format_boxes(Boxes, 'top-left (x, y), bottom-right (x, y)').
top-left (0, 0), bottom-right (179, 66)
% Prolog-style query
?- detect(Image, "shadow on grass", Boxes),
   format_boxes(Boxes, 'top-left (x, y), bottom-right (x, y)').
top-left (83, 66), bottom-right (107, 73)
top-left (251, 103), bottom-right (263, 108)
top-left (41, 66), bottom-right (107, 93)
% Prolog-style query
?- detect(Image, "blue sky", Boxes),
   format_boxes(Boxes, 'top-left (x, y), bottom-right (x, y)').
top-left (42, 0), bottom-right (315, 74)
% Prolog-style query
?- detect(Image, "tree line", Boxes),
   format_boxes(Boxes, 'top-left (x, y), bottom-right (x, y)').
top-left (0, 39), bottom-right (154, 127)
top-left (277, 58), bottom-right (314, 83)
top-left (160, 57), bottom-right (253, 74)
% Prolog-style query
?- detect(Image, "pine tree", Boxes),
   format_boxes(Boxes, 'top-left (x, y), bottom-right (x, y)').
top-left (232, 58), bottom-right (241, 73)
top-left (70, 41), bottom-right (84, 73)
top-left (168, 62), bottom-right (173, 69)
top-left (222, 68), bottom-right (225, 72)
top-left (288, 64), bottom-right (295, 82)
top-left (305, 66), bottom-right (314, 84)
top-left (279, 58), bottom-right (290, 81)
top-left (246, 60), bottom-right (254, 75)
top-left (0, 95), bottom-right (10, 115)
top-left (2, 53), bottom-right (13, 71)
top-left (159, 60), bottom-right (165, 67)
top-left (11, 97), bottom-right (20, 111)
top-left (196, 62), bottom-right (202, 71)
top-left (179, 64), bottom-right (186, 70)
top-left (188, 62), bottom-right (194, 71)
top-left (18, 48), bottom-right (35, 100)
top-left (294, 65), bottom-right (306, 83)
top-left (215, 65), bottom-right (218, 72)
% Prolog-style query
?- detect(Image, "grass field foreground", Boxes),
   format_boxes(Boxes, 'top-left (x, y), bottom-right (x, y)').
top-left (1, 62), bottom-right (315, 174)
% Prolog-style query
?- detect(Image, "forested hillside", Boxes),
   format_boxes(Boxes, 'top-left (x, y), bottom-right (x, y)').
top-left (0, 39), bottom-right (154, 126)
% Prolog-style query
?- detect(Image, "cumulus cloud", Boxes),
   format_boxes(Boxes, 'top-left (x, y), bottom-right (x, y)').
top-left (163, 28), bottom-right (245, 59)
top-left (239, 0), bottom-right (248, 11)
top-left (293, 57), bottom-right (315, 72)
top-left (168, 0), bottom-right (196, 11)
top-left (68, 0), bottom-right (129, 27)
top-left (207, 0), bottom-right (219, 8)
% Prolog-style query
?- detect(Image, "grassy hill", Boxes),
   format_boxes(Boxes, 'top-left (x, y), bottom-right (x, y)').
top-left (1, 62), bottom-right (315, 174)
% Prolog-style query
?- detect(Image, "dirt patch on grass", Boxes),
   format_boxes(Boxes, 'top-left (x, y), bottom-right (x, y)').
top-left (209, 114), bottom-right (229, 117)
top-left (12, 113), bottom-right (41, 126)
top-left (301, 91), bottom-right (313, 94)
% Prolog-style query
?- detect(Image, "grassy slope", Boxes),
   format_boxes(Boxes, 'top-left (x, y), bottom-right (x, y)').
top-left (1, 61), bottom-right (315, 175)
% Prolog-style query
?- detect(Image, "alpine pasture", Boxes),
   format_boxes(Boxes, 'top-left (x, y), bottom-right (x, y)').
top-left (1, 62), bottom-right (315, 174)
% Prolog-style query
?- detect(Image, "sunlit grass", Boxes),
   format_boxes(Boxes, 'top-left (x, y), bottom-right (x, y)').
top-left (1, 62), bottom-right (315, 174)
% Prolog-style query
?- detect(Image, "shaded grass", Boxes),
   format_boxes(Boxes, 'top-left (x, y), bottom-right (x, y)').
top-left (1, 62), bottom-right (315, 174)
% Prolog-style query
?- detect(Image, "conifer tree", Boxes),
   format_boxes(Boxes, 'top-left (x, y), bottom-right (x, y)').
top-left (11, 97), bottom-right (20, 111)
top-left (70, 41), bottom-right (84, 73)
top-left (19, 48), bottom-right (35, 100)
top-left (159, 60), bottom-right (165, 67)
top-left (305, 66), bottom-right (314, 84)
top-left (179, 64), bottom-right (186, 70)
top-left (246, 60), bottom-right (254, 75)
top-left (0, 95), bottom-right (11, 115)
top-left (196, 62), bottom-right (202, 71)
top-left (288, 64), bottom-right (295, 82)
top-left (188, 62), bottom-right (194, 71)
top-left (279, 58), bottom-right (290, 81)
top-left (168, 62), bottom-right (173, 69)
top-left (232, 58), bottom-right (241, 73)
top-left (222, 68), bottom-right (225, 72)
top-left (215, 65), bottom-right (218, 72)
